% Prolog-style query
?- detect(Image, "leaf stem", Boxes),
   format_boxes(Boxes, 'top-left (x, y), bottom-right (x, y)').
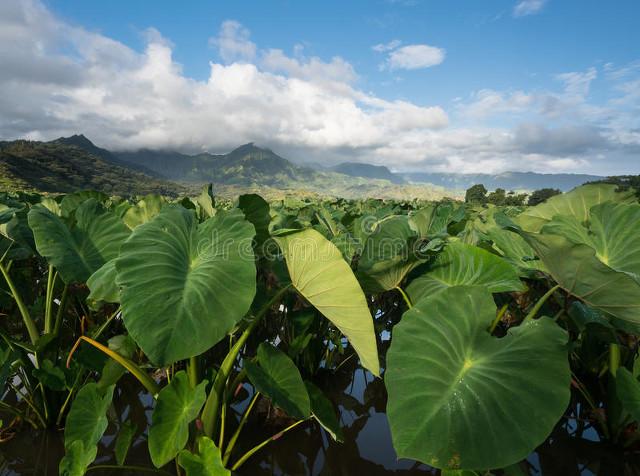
top-left (67, 336), bottom-right (160, 396)
top-left (53, 284), bottom-right (69, 336)
top-left (230, 418), bottom-right (307, 471)
top-left (201, 284), bottom-right (290, 438)
top-left (86, 465), bottom-right (173, 475)
top-left (44, 266), bottom-right (57, 334)
top-left (0, 261), bottom-right (39, 344)
top-left (489, 304), bottom-right (508, 334)
top-left (395, 286), bottom-right (412, 309)
top-left (222, 391), bottom-right (260, 465)
top-left (523, 284), bottom-right (561, 323)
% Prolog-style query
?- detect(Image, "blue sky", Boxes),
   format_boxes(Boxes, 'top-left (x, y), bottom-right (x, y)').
top-left (1, 0), bottom-right (639, 174)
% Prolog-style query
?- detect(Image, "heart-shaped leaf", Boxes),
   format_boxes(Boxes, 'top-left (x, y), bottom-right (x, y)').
top-left (29, 198), bottom-right (130, 283)
top-left (63, 383), bottom-right (115, 471)
top-left (245, 343), bottom-right (310, 420)
top-left (178, 437), bottom-right (230, 476)
top-left (116, 205), bottom-right (256, 365)
top-left (406, 242), bottom-right (525, 304)
top-left (149, 371), bottom-right (207, 468)
top-left (385, 286), bottom-right (570, 470)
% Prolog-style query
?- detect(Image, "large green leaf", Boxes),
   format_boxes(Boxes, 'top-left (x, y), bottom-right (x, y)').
top-left (385, 286), bottom-right (570, 470)
top-left (149, 371), bottom-right (207, 468)
top-left (274, 229), bottom-right (379, 375)
top-left (87, 259), bottom-right (119, 308)
top-left (406, 242), bottom-right (525, 304)
top-left (409, 202), bottom-right (463, 237)
top-left (116, 206), bottom-right (256, 365)
top-left (238, 193), bottom-right (271, 247)
top-left (178, 437), bottom-right (230, 476)
top-left (59, 440), bottom-right (95, 476)
top-left (29, 199), bottom-right (130, 283)
top-left (514, 230), bottom-right (640, 324)
top-left (63, 383), bottom-right (115, 472)
top-left (485, 225), bottom-right (547, 273)
top-left (357, 215), bottom-right (421, 292)
top-left (517, 184), bottom-right (634, 232)
top-left (245, 343), bottom-right (311, 420)
top-left (542, 202), bottom-right (640, 281)
top-left (122, 194), bottom-right (166, 229)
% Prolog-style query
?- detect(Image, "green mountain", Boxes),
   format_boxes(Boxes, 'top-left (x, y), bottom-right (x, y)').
top-left (0, 136), bottom-right (453, 200)
top-left (332, 162), bottom-right (406, 184)
top-left (116, 142), bottom-right (318, 186)
top-left (0, 139), bottom-right (183, 196)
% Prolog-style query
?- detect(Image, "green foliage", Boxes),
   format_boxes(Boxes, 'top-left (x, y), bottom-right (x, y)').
top-left (1, 183), bottom-right (640, 475)
top-left (465, 184), bottom-right (488, 204)
top-left (386, 286), bottom-right (570, 470)
top-left (527, 187), bottom-right (561, 206)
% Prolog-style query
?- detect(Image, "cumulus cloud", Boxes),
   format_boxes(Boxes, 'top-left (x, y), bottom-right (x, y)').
top-left (209, 20), bottom-right (256, 63)
top-left (513, 0), bottom-right (547, 17)
top-left (380, 44), bottom-right (446, 71)
top-left (0, 0), bottom-right (637, 175)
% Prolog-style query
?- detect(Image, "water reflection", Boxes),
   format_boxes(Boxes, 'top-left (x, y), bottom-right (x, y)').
top-left (3, 365), bottom-right (640, 474)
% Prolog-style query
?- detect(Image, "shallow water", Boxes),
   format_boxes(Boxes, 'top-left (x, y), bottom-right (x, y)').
top-left (2, 364), bottom-right (640, 476)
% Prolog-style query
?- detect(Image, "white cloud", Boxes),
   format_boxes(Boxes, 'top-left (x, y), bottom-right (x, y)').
top-left (208, 20), bottom-right (256, 63)
top-left (513, 0), bottom-right (547, 17)
top-left (382, 44), bottom-right (445, 70)
top-left (0, 0), bottom-right (637, 176)
top-left (372, 40), bottom-right (402, 52)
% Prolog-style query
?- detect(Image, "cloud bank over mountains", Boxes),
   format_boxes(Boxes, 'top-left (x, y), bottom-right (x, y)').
top-left (0, 0), bottom-right (638, 175)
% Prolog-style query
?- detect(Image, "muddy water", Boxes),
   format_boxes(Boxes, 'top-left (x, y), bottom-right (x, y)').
top-left (1, 367), bottom-right (640, 475)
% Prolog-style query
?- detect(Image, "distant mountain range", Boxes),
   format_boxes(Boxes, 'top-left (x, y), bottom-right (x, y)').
top-left (400, 171), bottom-right (603, 192)
top-left (0, 134), bottom-right (606, 197)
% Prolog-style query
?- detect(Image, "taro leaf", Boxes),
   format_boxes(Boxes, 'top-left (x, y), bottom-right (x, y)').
top-left (238, 193), bottom-right (271, 247)
top-left (29, 199), bottom-right (130, 284)
top-left (115, 421), bottom-right (136, 466)
top-left (517, 183), bottom-right (634, 232)
top-left (0, 208), bottom-right (36, 260)
top-left (542, 202), bottom-right (640, 281)
top-left (274, 228), bottom-right (380, 376)
top-left (87, 259), bottom-right (119, 308)
top-left (178, 436), bottom-right (230, 476)
top-left (32, 359), bottom-right (66, 391)
top-left (514, 230), bottom-right (640, 324)
top-left (63, 383), bottom-right (115, 472)
top-left (116, 206), bottom-right (256, 365)
top-left (97, 335), bottom-right (137, 389)
top-left (123, 194), bottom-right (166, 230)
top-left (59, 440), bottom-right (95, 476)
top-left (385, 286), bottom-right (570, 470)
top-left (409, 202), bottom-right (462, 237)
top-left (149, 371), bottom-right (207, 468)
top-left (196, 184), bottom-right (216, 220)
top-left (406, 242), bottom-right (525, 305)
top-left (60, 191), bottom-right (109, 217)
top-left (485, 225), bottom-right (547, 273)
top-left (305, 381), bottom-right (344, 442)
top-left (616, 368), bottom-right (640, 423)
top-left (245, 343), bottom-right (311, 420)
top-left (357, 215), bottom-right (422, 293)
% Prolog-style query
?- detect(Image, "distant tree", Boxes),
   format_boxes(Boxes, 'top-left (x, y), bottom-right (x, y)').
top-left (528, 188), bottom-right (561, 206)
top-left (465, 184), bottom-right (488, 204)
top-left (503, 190), bottom-right (528, 206)
top-left (487, 188), bottom-right (506, 205)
